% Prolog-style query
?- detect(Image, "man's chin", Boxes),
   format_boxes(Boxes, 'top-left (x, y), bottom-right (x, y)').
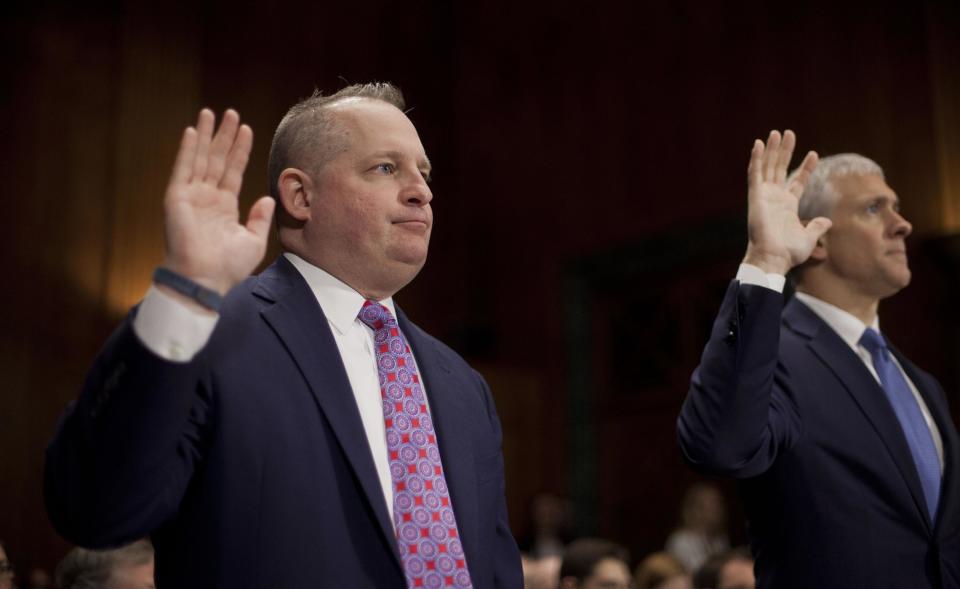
top-left (878, 268), bottom-right (911, 299)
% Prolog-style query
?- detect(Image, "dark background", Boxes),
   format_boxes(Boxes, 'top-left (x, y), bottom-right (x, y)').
top-left (2, 0), bottom-right (959, 575)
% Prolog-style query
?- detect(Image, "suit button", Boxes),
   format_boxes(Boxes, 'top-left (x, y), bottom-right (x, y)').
top-left (725, 319), bottom-right (737, 342)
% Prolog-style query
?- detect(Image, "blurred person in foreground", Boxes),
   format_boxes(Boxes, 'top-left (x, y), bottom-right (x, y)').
top-left (678, 131), bottom-right (960, 587)
top-left (558, 538), bottom-right (631, 589)
top-left (522, 553), bottom-right (561, 589)
top-left (0, 541), bottom-right (14, 589)
top-left (692, 548), bottom-right (754, 589)
top-left (55, 540), bottom-right (154, 589)
top-left (664, 483), bottom-right (729, 572)
top-left (634, 551), bottom-right (690, 589)
top-left (44, 84), bottom-right (521, 588)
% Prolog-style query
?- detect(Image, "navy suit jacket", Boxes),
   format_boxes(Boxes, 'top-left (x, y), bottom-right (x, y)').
top-left (679, 282), bottom-right (960, 589)
top-left (45, 256), bottom-right (522, 588)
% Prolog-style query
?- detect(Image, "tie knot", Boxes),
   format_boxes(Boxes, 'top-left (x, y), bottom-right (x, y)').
top-left (358, 300), bottom-right (396, 331)
top-left (859, 328), bottom-right (888, 357)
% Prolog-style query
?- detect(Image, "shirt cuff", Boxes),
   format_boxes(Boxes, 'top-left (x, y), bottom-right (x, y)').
top-left (132, 285), bottom-right (219, 362)
top-left (736, 263), bottom-right (787, 293)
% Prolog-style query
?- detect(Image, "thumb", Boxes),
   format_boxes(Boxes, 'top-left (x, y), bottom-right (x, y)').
top-left (804, 217), bottom-right (832, 242)
top-left (246, 196), bottom-right (276, 241)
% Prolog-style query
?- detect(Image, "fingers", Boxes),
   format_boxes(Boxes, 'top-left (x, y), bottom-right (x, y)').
top-left (245, 196), bottom-right (276, 241)
top-left (752, 129), bottom-right (806, 187)
top-left (170, 126), bottom-right (198, 187)
top-left (763, 130), bottom-right (781, 182)
top-left (788, 150), bottom-right (819, 197)
top-left (192, 109), bottom-right (215, 181)
top-left (747, 139), bottom-right (764, 191)
top-left (205, 109), bottom-right (241, 185)
top-left (775, 130), bottom-right (796, 183)
top-left (220, 124), bottom-right (252, 196)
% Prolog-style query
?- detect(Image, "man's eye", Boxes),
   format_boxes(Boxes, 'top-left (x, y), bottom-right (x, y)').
top-left (866, 203), bottom-right (880, 214)
top-left (376, 163), bottom-right (396, 174)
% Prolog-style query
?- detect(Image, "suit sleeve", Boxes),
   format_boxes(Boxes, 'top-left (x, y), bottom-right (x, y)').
top-left (474, 372), bottom-right (523, 589)
top-left (44, 313), bottom-right (210, 548)
top-left (677, 281), bottom-right (802, 478)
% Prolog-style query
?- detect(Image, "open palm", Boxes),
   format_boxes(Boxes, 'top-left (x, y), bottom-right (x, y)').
top-left (163, 109), bottom-right (275, 295)
top-left (743, 130), bottom-right (831, 275)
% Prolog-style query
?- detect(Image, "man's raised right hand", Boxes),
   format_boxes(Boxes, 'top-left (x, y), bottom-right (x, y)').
top-left (742, 129), bottom-right (832, 276)
top-left (162, 109), bottom-right (275, 296)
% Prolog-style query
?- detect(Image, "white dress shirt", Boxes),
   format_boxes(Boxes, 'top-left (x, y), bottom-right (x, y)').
top-left (736, 264), bottom-right (944, 470)
top-left (133, 253), bottom-right (430, 523)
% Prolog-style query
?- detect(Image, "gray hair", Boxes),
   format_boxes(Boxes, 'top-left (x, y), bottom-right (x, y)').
top-left (266, 82), bottom-right (406, 201)
top-left (55, 539), bottom-right (153, 589)
top-left (791, 153), bottom-right (884, 220)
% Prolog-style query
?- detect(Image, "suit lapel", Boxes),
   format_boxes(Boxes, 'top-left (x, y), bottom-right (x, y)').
top-left (397, 309), bottom-right (482, 571)
top-left (784, 299), bottom-right (933, 531)
top-left (892, 349), bottom-right (960, 534)
top-left (252, 258), bottom-right (402, 567)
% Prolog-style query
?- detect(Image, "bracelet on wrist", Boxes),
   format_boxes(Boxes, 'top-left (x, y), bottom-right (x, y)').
top-left (152, 267), bottom-right (223, 312)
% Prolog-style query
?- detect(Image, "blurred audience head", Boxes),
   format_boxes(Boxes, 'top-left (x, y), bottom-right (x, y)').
top-left (525, 492), bottom-right (574, 559)
top-left (693, 547), bottom-right (755, 589)
top-left (634, 552), bottom-right (691, 589)
top-left (26, 567), bottom-right (52, 589)
top-left (0, 540), bottom-right (13, 589)
top-left (680, 483), bottom-right (726, 534)
top-left (55, 539), bottom-right (154, 589)
top-left (523, 552), bottom-right (562, 589)
top-left (559, 537), bottom-right (631, 589)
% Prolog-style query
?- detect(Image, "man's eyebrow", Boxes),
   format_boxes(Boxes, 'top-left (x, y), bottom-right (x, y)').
top-left (370, 150), bottom-right (432, 170)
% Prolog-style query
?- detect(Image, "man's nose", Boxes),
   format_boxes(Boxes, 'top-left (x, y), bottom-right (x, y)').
top-left (401, 173), bottom-right (432, 206)
top-left (889, 209), bottom-right (912, 238)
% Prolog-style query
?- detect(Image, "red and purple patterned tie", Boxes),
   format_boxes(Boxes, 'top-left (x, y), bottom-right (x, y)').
top-left (358, 301), bottom-right (474, 589)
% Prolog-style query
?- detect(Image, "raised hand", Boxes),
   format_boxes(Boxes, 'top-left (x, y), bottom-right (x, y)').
top-left (742, 130), bottom-right (832, 275)
top-left (162, 109), bottom-right (275, 295)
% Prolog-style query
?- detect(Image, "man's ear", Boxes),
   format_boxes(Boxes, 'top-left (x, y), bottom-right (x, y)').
top-left (809, 233), bottom-right (828, 262)
top-left (277, 168), bottom-right (314, 222)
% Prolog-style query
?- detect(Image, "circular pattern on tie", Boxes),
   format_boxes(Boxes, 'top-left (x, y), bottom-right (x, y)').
top-left (399, 523), bottom-right (419, 543)
top-left (424, 572), bottom-right (443, 589)
top-left (357, 300), bottom-right (474, 588)
top-left (386, 430), bottom-right (400, 448)
top-left (407, 557), bottom-right (426, 577)
top-left (411, 385), bottom-right (425, 402)
top-left (411, 430), bottom-right (427, 447)
top-left (419, 414), bottom-right (433, 431)
top-left (379, 354), bottom-right (397, 372)
top-left (385, 383), bottom-right (403, 401)
top-left (404, 399), bottom-right (419, 416)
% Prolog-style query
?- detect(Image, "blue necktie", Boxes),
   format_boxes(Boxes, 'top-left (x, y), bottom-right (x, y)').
top-left (859, 328), bottom-right (941, 521)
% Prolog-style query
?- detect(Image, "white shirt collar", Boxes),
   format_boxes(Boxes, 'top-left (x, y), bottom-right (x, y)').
top-left (794, 291), bottom-right (880, 351)
top-left (283, 252), bottom-right (397, 334)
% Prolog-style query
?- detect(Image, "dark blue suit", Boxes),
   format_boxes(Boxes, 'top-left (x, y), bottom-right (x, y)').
top-left (45, 256), bottom-right (522, 588)
top-left (678, 282), bottom-right (960, 588)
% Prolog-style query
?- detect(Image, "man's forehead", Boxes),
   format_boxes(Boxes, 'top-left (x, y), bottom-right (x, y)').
top-left (328, 100), bottom-right (428, 160)
top-left (833, 172), bottom-right (897, 201)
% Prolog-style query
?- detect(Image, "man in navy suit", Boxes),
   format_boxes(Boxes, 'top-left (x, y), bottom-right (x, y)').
top-left (45, 84), bottom-right (522, 588)
top-left (678, 130), bottom-right (960, 588)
